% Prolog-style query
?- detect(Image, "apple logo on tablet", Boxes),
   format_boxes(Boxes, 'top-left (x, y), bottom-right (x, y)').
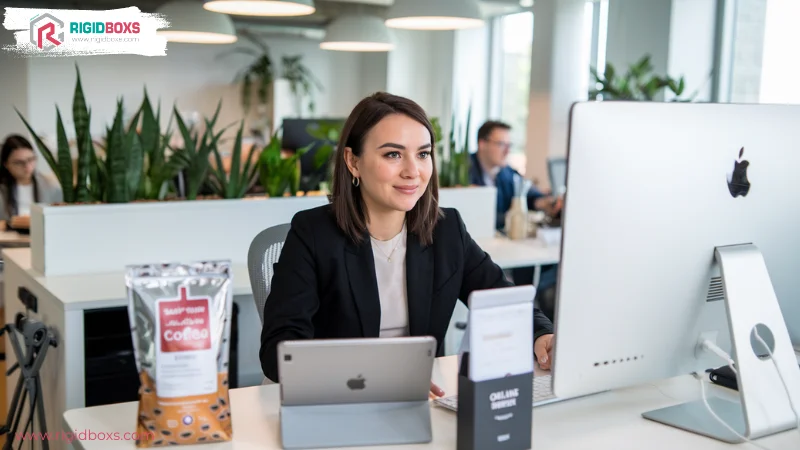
top-left (347, 375), bottom-right (366, 390)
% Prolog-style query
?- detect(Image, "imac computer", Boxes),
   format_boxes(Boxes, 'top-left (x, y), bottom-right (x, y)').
top-left (551, 101), bottom-right (800, 444)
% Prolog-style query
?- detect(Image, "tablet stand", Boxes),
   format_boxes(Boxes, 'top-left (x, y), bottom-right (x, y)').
top-left (643, 243), bottom-right (800, 442)
top-left (0, 313), bottom-right (58, 450)
top-left (280, 401), bottom-right (431, 449)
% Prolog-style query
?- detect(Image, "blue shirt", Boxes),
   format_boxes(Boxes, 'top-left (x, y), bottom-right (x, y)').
top-left (468, 153), bottom-right (546, 231)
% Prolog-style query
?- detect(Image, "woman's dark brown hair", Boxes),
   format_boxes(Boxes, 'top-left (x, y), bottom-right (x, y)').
top-left (330, 92), bottom-right (442, 246)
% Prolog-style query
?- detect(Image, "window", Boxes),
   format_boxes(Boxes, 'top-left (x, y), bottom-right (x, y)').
top-left (497, 11), bottom-right (534, 174)
top-left (489, 1), bottom-right (604, 175)
top-left (723, 0), bottom-right (800, 104)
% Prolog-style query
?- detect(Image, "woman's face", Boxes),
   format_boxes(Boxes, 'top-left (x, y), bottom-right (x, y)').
top-left (5, 148), bottom-right (36, 182)
top-left (345, 113), bottom-right (433, 216)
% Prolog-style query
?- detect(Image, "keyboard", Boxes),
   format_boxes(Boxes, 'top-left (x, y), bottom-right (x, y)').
top-left (433, 374), bottom-right (558, 411)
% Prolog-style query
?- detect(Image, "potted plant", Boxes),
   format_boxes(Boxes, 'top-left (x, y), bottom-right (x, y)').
top-left (208, 120), bottom-right (260, 199)
top-left (435, 103), bottom-right (472, 188)
top-left (589, 54), bottom-right (699, 102)
top-left (257, 129), bottom-right (313, 198)
top-left (281, 55), bottom-right (323, 118)
top-left (220, 29), bottom-right (275, 140)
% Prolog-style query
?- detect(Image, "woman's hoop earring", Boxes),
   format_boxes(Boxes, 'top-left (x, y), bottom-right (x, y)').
top-left (352, 176), bottom-right (360, 187)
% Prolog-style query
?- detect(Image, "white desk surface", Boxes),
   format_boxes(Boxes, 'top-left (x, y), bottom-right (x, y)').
top-left (1, 236), bottom-right (558, 311)
top-left (63, 356), bottom-right (799, 450)
top-left (477, 235), bottom-right (559, 269)
top-left (0, 230), bottom-right (29, 245)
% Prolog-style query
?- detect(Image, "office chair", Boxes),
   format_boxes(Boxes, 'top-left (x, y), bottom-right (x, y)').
top-left (248, 223), bottom-right (291, 385)
top-left (247, 223), bottom-right (291, 325)
top-left (547, 157), bottom-right (567, 196)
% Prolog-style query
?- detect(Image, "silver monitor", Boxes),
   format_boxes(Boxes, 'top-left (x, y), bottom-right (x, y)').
top-left (552, 101), bottom-right (800, 444)
top-left (277, 336), bottom-right (435, 449)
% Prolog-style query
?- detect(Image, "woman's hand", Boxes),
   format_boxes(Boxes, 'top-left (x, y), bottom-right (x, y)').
top-left (429, 381), bottom-right (445, 399)
top-left (534, 334), bottom-right (554, 370)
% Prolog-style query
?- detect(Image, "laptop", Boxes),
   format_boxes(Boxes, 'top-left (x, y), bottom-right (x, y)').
top-left (277, 336), bottom-right (436, 449)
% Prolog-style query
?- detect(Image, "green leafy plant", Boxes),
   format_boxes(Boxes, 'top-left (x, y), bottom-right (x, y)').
top-left (258, 129), bottom-right (312, 197)
top-left (208, 120), bottom-right (259, 199)
top-left (282, 55), bottom-right (323, 117)
top-left (223, 29), bottom-right (274, 114)
top-left (435, 104), bottom-right (472, 188)
top-left (302, 120), bottom-right (341, 191)
top-left (171, 101), bottom-right (228, 200)
top-left (589, 54), bottom-right (694, 101)
top-left (97, 99), bottom-right (146, 203)
top-left (16, 65), bottom-right (96, 204)
top-left (135, 91), bottom-right (186, 200)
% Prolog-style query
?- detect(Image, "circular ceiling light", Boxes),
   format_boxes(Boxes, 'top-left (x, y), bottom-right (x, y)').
top-left (321, 15), bottom-right (394, 52)
top-left (385, 0), bottom-right (485, 30)
top-left (156, 0), bottom-right (238, 44)
top-left (203, 0), bottom-right (315, 16)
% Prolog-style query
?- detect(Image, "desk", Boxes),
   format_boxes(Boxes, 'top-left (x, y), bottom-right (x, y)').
top-left (0, 230), bottom-right (29, 246)
top-left (478, 236), bottom-right (559, 270)
top-left (3, 236), bottom-right (560, 449)
top-left (63, 356), bottom-right (799, 450)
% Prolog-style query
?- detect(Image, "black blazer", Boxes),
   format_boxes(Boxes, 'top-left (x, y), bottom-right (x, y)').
top-left (259, 204), bottom-right (555, 382)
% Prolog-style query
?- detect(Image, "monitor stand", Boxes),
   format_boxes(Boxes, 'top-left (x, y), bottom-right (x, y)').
top-left (643, 243), bottom-right (800, 443)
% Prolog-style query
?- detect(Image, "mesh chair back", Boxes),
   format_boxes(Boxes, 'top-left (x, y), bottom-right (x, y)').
top-left (247, 223), bottom-right (291, 324)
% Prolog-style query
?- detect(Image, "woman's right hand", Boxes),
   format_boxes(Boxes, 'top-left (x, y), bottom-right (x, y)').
top-left (429, 381), bottom-right (445, 399)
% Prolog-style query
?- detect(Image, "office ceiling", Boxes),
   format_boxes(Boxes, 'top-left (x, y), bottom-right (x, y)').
top-left (0, 0), bottom-right (527, 26)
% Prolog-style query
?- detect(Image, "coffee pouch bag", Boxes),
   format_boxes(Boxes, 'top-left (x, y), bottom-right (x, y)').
top-left (126, 260), bottom-right (234, 447)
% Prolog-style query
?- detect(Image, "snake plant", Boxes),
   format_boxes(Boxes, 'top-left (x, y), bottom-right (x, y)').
top-left (100, 99), bottom-right (145, 203)
top-left (16, 64), bottom-right (95, 203)
top-left (135, 91), bottom-right (187, 200)
top-left (171, 101), bottom-right (228, 200)
top-left (209, 120), bottom-right (259, 199)
top-left (435, 103), bottom-right (472, 188)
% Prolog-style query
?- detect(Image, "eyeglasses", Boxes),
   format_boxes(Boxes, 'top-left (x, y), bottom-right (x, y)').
top-left (486, 139), bottom-right (512, 150)
top-left (8, 156), bottom-right (36, 168)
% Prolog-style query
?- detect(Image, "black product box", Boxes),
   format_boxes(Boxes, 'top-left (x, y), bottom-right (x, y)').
top-left (456, 352), bottom-right (533, 450)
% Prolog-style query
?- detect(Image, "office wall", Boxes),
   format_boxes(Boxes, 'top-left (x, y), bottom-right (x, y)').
top-left (358, 52), bottom-right (389, 101)
top-left (387, 29), bottom-right (455, 121)
top-left (0, 31), bottom-right (29, 148)
top-left (452, 26), bottom-right (490, 148)
top-left (526, 0), bottom-right (589, 188)
top-left (667, 0), bottom-right (717, 102)
top-left (605, 0), bottom-right (673, 97)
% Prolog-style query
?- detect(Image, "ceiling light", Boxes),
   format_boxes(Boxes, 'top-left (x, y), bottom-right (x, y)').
top-left (321, 15), bottom-right (394, 52)
top-left (520, 0), bottom-right (534, 7)
top-left (385, 0), bottom-right (485, 30)
top-left (203, 0), bottom-right (315, 16)
top-left (156, 0), bottom-right (237, 44)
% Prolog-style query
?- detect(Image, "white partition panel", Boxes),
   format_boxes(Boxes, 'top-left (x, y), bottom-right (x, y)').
top-left (31, 186), bottom-right (496, 276)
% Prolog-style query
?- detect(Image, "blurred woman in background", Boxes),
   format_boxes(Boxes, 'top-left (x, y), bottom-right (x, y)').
top-left (0, 134), bottom-right (62, 229)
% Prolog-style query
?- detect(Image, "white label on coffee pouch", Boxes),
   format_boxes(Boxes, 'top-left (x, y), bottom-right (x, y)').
top-left (155, 286), bottom-right (217, 398)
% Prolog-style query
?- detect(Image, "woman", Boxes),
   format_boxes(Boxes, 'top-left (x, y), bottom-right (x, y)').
top-left (0, 135), bottom-right (62, 227)
top-left (259, 93), bottom-right (555, 391)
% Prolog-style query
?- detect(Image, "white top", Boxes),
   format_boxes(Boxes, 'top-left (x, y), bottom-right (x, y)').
top-left (370, 222), bottom-right (409, 338)
top-left (15, 183), bottom-right (34, 216)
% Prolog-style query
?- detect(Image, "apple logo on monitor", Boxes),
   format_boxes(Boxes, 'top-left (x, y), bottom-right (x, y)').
top-left (727, 147), bottom-right (750, 198)
top-left (347, 375), bottom-right (366, 390)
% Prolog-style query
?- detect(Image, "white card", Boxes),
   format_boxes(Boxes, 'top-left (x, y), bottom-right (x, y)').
top-left (467, 301), bottom-right (534, 382)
